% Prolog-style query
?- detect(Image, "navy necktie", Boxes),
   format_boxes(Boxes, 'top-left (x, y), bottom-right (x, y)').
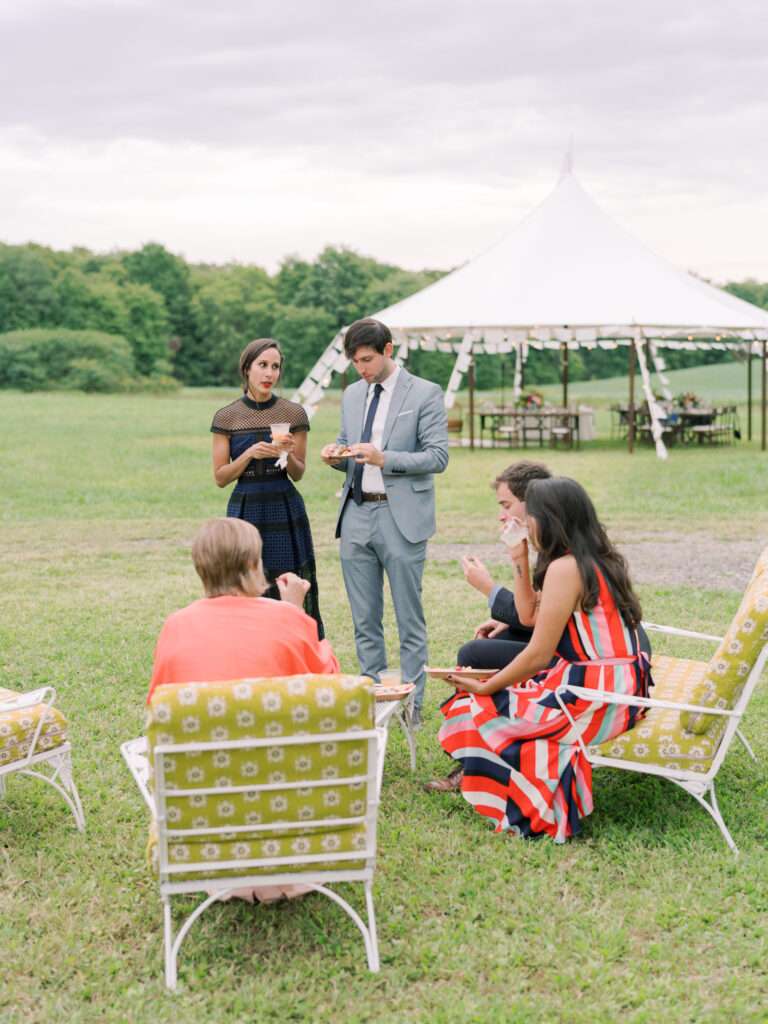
top-left (352, 383), bottom-right (384, 505)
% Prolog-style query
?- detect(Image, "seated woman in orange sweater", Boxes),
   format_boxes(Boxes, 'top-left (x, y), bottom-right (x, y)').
top-left (148, 517), bottom-right (340, 904)
top-left (148, 516), bottom-right (339, 701)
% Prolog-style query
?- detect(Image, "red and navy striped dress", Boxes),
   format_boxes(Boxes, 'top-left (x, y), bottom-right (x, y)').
top-left (438, 568), bottom-right (651, 842)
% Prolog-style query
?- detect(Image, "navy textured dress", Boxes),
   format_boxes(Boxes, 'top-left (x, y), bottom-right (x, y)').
top-left (211, 394), bottom-right (324, 638)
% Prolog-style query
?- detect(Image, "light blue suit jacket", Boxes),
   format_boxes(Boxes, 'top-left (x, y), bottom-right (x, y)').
top-left (333, 368), bottom-right (449, 543)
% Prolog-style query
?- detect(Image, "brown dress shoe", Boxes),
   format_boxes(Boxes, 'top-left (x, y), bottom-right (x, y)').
top-left (423, 766), bottom-right (463, 792)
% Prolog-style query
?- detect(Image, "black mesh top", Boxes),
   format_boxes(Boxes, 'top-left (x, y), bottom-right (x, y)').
top-left (211, 395), bottom-right (310, 485)
top-left (210, 395), bottom-right (310, 436)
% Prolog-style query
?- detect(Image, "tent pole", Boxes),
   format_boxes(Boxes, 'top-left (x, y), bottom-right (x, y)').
top-left (468, 359), bottom-right (476, 450)
top-left (747, 343), bottom-right (752, 441)
top-left (762, 340), bottom-right (767, 452)
top-left (561, 342), bottom-right (569, 408)
top-left (628, 339), bottom-right (636, 454)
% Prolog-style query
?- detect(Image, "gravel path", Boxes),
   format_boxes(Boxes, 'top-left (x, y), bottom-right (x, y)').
top-left (428, 533), bottom-right (767, 591)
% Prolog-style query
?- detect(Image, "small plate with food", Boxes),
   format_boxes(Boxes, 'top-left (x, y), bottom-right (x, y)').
top-left (425, 667), bottom-right (496, 682)
top-left (329, 444), bottom-right (355, 458)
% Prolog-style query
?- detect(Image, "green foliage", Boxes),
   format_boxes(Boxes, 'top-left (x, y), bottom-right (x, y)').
top-left (121, 242), bottom-right (195, 339)
top-left (725, 278), bottom-right (768, 310)
top-left (60, 357), bottom-right (132, 393)
top-left (0, 328), bottom-right (137, 392)
top-left (2, 238), bottom-right (766, 396)
top-left (276, 247), bottom-right (379, 328)
top-left (183, 265), bottom-right (278, 386)
top-left (0, 243), bottom-right (172, 377)
top-left (0, 243), bottom-right (59, 330)
top-left (271, 304), bottom-right (337, 387)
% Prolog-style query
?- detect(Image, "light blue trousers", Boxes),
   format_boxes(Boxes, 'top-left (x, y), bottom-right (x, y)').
top-left (339, 501), bottom-right (428, 708)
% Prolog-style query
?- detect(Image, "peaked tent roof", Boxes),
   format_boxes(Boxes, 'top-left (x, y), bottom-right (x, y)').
top-left (373, 170), bottom-right (768, 334)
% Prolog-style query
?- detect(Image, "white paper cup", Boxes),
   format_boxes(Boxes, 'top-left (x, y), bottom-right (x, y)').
top-left (270, 422), bottom-right (291, 468)
top-left (270, 422), bottom-right (291, 444)
top-left (500, 519), bottom-right (528, 548)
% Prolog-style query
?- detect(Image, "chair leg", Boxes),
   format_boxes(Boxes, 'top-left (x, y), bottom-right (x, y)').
top-left (686, 781), bottom-right (738, 855)
top-left (735, 728), bottom-right (757, 762)
top-left (396, 696), bottom-right (417, 772)
top-left (364, 880), bottom-right (380, 971)
top-left (19, 748), bottom-right (86, 832)
top-left (55, 748), bottom-right (86, 831)
top-left (162, 896), bottom-right (177, 991)
top-left (312, 884), bottom-right (381, 972)
top-left (0, 774), bottom-right (6, 798)
top-left (162, 890), bottom-right (226, 991)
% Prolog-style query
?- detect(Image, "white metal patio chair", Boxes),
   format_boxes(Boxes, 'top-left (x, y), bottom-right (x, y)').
top-left (123, 674), bottom-right (387, 990)
top-left (0, 686), bottom-right (85, 832)
top-left (554, 545), bottom-right (768, 854)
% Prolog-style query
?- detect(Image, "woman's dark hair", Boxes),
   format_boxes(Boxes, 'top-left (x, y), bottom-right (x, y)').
top-left (526, 477), bottom-right (642, 627)
top-left (343, 318), bottom-right (392, 358)
top-left (239, 338), bottom-right (284, 389)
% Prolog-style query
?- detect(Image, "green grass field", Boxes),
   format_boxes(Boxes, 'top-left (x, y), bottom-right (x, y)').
top-left (1, 388), bottom-right (767, 1023)
top-left (540, 357), bottom-right (758, 404)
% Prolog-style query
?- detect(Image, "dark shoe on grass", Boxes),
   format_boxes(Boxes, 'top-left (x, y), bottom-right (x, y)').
top-left (423, 766), bottom-right (463, 793)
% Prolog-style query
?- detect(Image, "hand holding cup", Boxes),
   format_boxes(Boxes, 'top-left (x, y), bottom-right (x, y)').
top-left (500, 517), bottom-right (528, 560)
top-left (270, 422), bottom-right (292, 468)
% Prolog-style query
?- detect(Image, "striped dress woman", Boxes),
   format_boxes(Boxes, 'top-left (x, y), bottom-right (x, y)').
top-left (434, 477), bottom-right (652, 841)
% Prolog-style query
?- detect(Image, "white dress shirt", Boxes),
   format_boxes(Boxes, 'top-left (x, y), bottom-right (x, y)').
top-left (361, 366), bottom-right (400, 494)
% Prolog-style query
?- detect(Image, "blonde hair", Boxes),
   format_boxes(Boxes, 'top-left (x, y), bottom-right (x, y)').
top-left (191, 518), bottom-right (268, 598)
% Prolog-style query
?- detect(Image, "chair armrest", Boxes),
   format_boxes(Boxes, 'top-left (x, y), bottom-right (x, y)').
top-left (121, 736), bottom-right (155, 813)
top-left (642, 620), bottom-right (723, 644)
top-left (0, 686), bottom-right (56, 712)
top-left (557, 684), bottom-right (739, 719)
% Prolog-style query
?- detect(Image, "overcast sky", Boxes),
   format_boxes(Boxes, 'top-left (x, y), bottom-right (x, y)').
top-left (1, 0), bottom-right (767, 280)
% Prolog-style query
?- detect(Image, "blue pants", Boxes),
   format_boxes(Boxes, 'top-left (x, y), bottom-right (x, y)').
top-left (340, 501), bottom-right (428, 708)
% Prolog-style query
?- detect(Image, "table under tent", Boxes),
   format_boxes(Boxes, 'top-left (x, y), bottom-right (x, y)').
top-left (292, 160), bottom-right (768, 459)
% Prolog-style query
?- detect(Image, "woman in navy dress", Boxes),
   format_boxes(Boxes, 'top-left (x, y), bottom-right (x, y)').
top-left (211, 338), bottom-right (324, 637)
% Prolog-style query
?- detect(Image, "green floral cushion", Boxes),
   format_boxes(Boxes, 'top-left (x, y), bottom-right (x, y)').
top-left (0, 687), bottom-right (68, 769)
top-left (146, 675), bottom-right (374, 879)
top-left (681, 549), bottom-right (768, 734)
top-left (149, 820), bottom-right (368, 881)
top-left (591, 655), bottom-right (724, 773)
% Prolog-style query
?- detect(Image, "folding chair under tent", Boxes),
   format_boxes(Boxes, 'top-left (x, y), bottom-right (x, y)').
top-left (293, 158), bottom-right (768, 459)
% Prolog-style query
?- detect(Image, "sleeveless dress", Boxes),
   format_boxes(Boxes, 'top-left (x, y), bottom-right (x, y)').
top-left (438, 568), bottom-right (652, 841)
top-left (211, 394), bottom-right (324, 638)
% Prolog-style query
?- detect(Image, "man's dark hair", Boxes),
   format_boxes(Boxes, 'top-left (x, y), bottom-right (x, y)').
top-left (343, 318), bottom-right (392, 358)
top-left (493, 460), bottom-right (551, 500)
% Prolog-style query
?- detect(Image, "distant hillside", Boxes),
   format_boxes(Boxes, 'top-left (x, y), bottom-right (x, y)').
top-left (538, 357), bottom-right (752, 405)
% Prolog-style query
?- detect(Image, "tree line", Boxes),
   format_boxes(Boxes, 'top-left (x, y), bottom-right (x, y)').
top-left (0, 240), bottom-right (764, 392)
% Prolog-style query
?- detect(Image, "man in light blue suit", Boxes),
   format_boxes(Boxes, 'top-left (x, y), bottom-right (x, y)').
top-left (321, 318), bottom-right (449, 720)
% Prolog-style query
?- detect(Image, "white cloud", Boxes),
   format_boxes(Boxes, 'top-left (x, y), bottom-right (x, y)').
top-left (0, 0), bottom-right (766, 280)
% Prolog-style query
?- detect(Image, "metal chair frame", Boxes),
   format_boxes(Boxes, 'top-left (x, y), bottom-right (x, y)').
top-left (124, 720), bottom-right (388, 990)
top-left (554, 622), bottom-right (766, 854)
top-left (0, 686), bottom-right (85, 832)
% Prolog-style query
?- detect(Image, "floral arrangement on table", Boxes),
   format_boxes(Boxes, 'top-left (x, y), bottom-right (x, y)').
top-left (516, 390), bottom-right (544, 409)
top-left (674, 391), bottom-right (703, 409)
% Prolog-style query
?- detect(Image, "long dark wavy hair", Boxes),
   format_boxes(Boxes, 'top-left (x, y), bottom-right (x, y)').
top-left (525, 477), bottom-right (642, 627)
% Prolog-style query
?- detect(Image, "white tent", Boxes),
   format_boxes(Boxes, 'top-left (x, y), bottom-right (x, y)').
top-left (293, 163), bottom-right (768, 456)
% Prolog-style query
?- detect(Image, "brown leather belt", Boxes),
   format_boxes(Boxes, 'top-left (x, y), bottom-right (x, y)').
top-left (361, 492), bottom-right (388, 502)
